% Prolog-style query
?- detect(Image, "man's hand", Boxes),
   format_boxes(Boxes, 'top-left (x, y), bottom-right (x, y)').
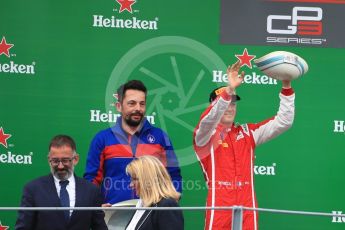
top-left (102, 203), bottom-right (112, 207)
top-left (226, 60), bottom-right (245, 94)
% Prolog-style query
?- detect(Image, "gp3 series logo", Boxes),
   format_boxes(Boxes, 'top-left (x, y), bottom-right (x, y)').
top-left (267, 7), bottom-right (322, 35)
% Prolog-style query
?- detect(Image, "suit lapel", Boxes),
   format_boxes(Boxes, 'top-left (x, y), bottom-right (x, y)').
top-left (135, 204), bottom-right (157, 230)
top-left (45, 174), bottom-right (62, 207)
top-left (44, 175), bottom-right (67, 224)
top-left (74, 175), bottom-right (82, 207)
top-left (69, 175), bottom-right (81, 222)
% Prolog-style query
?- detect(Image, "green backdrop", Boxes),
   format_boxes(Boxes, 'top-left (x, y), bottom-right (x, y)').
top-left (1, 0), bottom-right (344, 229)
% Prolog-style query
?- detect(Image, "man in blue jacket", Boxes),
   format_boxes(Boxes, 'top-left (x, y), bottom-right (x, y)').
top-left (84, 80), bottom-right (182, 204)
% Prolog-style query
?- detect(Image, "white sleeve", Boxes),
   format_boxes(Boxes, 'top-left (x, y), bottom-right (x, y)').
top-left (252, 92), bottom-right (295, 146)
top-left (194, 97), bottom-right (230, 147)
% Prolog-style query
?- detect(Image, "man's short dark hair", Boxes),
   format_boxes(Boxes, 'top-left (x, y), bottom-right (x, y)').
top-left (117, 80), bottom-right (147, 103)
top-left (49, 135), bottom-right (76, 152)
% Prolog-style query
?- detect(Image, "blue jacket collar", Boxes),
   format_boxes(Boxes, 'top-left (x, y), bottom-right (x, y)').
top-left (111, 116), bottom-right (153, 137)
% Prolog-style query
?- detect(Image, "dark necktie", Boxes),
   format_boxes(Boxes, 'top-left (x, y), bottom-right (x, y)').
top-left (59, 180), bottom-right (70, 221)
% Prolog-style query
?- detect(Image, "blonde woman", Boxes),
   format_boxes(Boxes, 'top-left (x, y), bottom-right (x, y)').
top-left (125, 155), bottom-right (184, 230)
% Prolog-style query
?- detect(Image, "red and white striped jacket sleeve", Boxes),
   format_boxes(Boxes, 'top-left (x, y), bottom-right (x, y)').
top-left (194, 90), bottom-right (233, 147)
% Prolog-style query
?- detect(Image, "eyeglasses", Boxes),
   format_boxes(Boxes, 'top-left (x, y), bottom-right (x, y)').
top-left (49, 157), bottom-right (74, 166)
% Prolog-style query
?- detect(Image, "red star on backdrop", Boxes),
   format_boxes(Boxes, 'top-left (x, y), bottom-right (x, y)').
top-left (116, 0), bottom-right (136, 13)
top-left (0, 222), bottom-right (9, 230)
top-left (0, 127), bottom-right (12, 148)
top-left (235, 48), bottom-right (256, 69)
top-left (0, 37), bottom-right (14, 58)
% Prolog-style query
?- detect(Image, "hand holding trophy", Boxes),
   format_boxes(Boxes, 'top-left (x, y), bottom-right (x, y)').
top-left (254, 51), bottom-right (309, 81)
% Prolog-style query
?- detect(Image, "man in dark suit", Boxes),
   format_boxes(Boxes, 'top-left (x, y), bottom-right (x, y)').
top-left (15, 135), bottom-right (108, 230)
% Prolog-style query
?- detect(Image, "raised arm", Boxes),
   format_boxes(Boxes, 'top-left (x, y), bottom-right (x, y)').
top-left (251, 80), bottom-right (295, 146)
top-left (194, 61), bottom-right (244, 147)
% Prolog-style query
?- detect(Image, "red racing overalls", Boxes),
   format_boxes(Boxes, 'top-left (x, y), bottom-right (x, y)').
top-left (193, 88), bottom-right (295, 230)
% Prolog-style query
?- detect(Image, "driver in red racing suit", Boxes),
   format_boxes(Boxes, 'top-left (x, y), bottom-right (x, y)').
top-left (193, 61), bottom-right (295, 230)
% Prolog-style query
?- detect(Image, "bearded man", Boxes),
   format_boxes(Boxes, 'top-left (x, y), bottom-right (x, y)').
top-left (84, 80), bottom-right (182, 204)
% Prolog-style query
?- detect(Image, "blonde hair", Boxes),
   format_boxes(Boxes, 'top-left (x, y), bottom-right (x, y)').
top-left (126, 155), bottom-right (180, 207)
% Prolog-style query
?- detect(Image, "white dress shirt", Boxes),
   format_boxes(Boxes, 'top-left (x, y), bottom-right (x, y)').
top-left (53, 174), bottom-right (76, 217)
top-left (126, 199), bottom-right (145, 230)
